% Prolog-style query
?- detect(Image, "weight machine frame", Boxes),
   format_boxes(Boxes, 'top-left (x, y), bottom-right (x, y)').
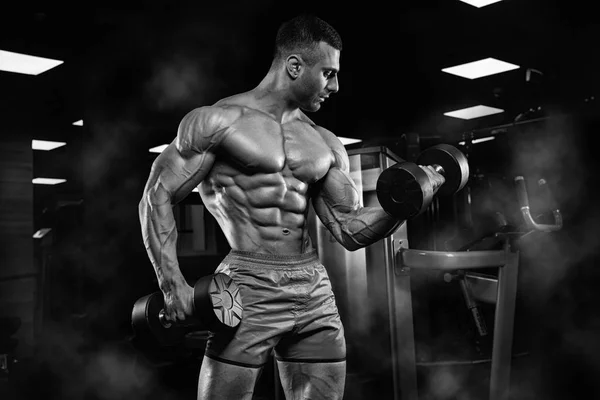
top-left (384, 237), bottom-right (519, 400)
top-left (366, 147), bottom-right (519, 400)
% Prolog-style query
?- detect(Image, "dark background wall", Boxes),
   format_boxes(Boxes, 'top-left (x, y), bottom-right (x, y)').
top-left (1, 1), bottom-right (599, 399)
top-left (0, 131), bottom-right (34, 359)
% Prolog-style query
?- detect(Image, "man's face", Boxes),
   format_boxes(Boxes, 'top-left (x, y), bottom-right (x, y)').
top-left (295, 42), bottom-right (340, 112)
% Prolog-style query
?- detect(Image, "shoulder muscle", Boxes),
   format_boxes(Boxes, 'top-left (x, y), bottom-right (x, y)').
top-left (176, 105), bottom-right (241, 155)
top-left (314, 125), bottom-right (350, 173)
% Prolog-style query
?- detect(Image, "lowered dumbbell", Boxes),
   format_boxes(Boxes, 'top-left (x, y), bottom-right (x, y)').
top-left (376, 144), bottom-right (469, 219)
top-left (131, 273), bottom-right (243, 347)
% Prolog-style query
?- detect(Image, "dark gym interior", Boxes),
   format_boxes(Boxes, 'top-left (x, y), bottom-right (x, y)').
top-left (1, 1), bottom-right (599, 399)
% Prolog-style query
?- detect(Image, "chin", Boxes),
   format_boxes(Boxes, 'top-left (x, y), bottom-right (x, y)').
top-left (301, 102), bottom-right (321, 113)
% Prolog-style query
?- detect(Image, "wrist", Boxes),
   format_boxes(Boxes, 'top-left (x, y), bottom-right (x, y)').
top-left (159, 274), bottom-right (188, 294)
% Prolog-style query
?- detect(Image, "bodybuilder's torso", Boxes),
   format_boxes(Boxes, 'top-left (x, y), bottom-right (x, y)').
top-left (197, 94), bottom-right (336, 255)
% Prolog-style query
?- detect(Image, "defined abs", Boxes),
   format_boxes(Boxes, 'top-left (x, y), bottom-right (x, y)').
top-left (203, 163), bottom-right (312, 251)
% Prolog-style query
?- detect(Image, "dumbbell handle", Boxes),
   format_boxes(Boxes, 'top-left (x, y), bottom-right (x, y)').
top-left (431, 164), bottom-right (445, 176)
top-left (158, 309), bottom-right (200, 329)
top-left (514, 176), bottom-right (562, 232)
top-left (158, 309), bottom-right (172, 329)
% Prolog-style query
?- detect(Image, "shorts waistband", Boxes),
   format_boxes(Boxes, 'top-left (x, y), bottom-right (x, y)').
top-left (222, 249), bottom-right (320, 268)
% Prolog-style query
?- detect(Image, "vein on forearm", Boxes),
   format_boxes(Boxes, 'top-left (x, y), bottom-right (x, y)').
top-left (323, 202), bottom-right (402, 250)
top-left (140, 181), bottom-right (184, 292)
top-left (314, 168), bottom-right (403, 251)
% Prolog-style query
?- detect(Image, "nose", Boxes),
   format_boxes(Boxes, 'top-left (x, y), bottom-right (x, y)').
top-left (327, 75), bottom-right (339, 94)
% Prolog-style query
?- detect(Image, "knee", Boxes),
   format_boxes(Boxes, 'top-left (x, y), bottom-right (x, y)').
top-left (278, 361), bottom-right (346, 400)
top-left (198, 357), bottom-right (260, 400)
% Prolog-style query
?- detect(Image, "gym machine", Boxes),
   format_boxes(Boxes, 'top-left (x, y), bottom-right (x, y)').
top-left (314, 145), bottom-right (562, 400)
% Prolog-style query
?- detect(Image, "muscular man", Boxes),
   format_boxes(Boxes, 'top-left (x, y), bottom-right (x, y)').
top-left (139, 14), bottom-right (444, 400)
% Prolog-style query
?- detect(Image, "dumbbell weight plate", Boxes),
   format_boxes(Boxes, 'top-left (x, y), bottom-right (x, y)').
top-left (416, 144), bottom-right (469, 196)
top-left (376, 161), bottom-right (435, 219)
top-left (131, 291), bottom-right (186, 347)
top-left (193, 273), bottom-right (243, 331)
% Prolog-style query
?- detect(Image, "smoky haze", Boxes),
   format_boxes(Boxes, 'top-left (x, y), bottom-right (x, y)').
top-left (411, 108), bottom-right (600, 399)
top-left (10, 4), bottom-right (600, 400)
top-left (331, 105), bottom-right (600, 399)
top-left (10, 4), bottom-right (276, 400)
top-left (508, 112), bottom-right (600, 400)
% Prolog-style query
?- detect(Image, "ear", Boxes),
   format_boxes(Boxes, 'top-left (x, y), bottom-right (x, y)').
top-left (285, 55), bottom-right (302, 79)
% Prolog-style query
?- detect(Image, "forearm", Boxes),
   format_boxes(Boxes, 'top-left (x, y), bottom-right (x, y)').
top-left (324, 205), bottom-right (404, 251)
top-left (138, 186), bottom-right (186, 293)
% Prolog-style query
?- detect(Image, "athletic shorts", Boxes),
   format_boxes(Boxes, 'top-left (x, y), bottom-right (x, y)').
top-left (204, 249), bottom-right (346, 368)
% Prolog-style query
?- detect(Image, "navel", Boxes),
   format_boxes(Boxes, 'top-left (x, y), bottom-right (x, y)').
top-left (282, 228), bottom-right (291, 235)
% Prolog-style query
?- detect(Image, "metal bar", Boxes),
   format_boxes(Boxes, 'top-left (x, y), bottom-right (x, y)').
top-left (519, 207), bottom-right (563, 232)
top-left (384, 235), bottom-right (401, 400)
top-left (489, 246), bottom-right (520, 400)
top-left (459, 278), bottom-right (488, 336)
top-left (379, 150), bottom-right (401, 400)
top-left (514, 176), bottom-right (563, 232)
top-left (394, 266), bottom-right (418, 400)
top-left (348, 146), bottom-right (404, 163)
top-left (399, 249), bottom-right (507, 271)
top-left (417, 352), bottom-right (529, 367)
top-left (387, 239), bottom-right (418, 400)
top-left (454, 115), bottom-right (553, 143)
top-left (379, 147), bottom-right (418, 400)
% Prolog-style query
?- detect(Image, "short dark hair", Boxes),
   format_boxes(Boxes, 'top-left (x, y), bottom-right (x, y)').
top-left (273, 14), bottom-right (342, 66)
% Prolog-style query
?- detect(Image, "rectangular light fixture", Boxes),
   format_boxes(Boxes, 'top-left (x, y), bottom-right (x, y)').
top-left (0, 49), bottom-right (64, 75)
top-left (339, 137), bottom-right (362, 146)
top-left (33, 228), bottom-right (52, 239)
top-left (459, 136), bottom-right (496, 145)
top-left (149, 144), bottom-right (169, 154)
top-left (32, 140), bottom-right (66, 151)
top-left (72, 120), bottom-right (84, 126)
top-left (442, 57), bottom-right (519, 79)
top-left (444, 105), bottom-right (504, 120)
top-left (459, 0), bottom-right (503, 8)
top-left (33, 178), bottom-right (67, 185)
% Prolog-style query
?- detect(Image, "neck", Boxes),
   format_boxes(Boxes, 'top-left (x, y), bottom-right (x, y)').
top-left (253, 69), bottom-right (300, 123)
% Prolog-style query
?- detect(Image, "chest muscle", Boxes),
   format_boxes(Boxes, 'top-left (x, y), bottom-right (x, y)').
top-left (221, 113), bottom-right (333, 183)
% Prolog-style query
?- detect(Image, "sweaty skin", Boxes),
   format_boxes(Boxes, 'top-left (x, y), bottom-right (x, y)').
top-left (138, 96), bottom-right (407, 316)
top-left (138, 39), bottom-right (445, 400)
top-left (138, 43), bottom-right (439, 322)
top-left (198, 100), bottom-right (403, 254)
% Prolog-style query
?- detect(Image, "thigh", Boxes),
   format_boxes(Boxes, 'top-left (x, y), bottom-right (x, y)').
top-left (276, 265), bottom-right (346, 362)
top-left (277, 360), bottom-right (346, 400)
top-left (205, 263), bottom-right (295, 367)
top-left (197, 356), bottom-right (262, 400)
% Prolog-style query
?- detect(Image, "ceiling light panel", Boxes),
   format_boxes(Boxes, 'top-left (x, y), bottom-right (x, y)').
top-left (459, 0), bottom-right (503, 8)
top-left (442, 57), bottom-right (519, 79)
top-left (444, 105), bottom-right (504, 120)
top-left (0, 50), bottom-right (63, 75)
top-left (149, 144), bottom-right (169, 154)
top-left (33, 178), bottom-right (67, 185)
top-left (338, 137), bottom-right (362, 146)
top-left (32, 140), bottom-right (66, 151)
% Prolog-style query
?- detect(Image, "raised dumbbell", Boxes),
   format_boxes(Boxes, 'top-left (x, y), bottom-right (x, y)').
top-left (376, 144), bottom-right (469, 219)
top-left (131, 273), bottom-right (243, 347)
